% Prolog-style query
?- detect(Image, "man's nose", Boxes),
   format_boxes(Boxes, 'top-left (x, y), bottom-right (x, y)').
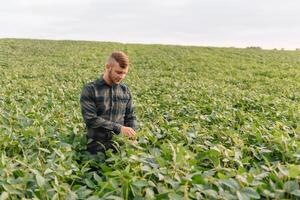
top-left (119, 74), bottom-right (125, 79)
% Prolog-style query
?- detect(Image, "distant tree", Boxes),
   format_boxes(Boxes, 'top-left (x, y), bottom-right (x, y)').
top-left (246, 46), bottom-right (262, 49)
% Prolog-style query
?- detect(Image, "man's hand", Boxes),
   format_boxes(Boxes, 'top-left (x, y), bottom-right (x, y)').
top-left (121, 126), bottom-right (136, 138)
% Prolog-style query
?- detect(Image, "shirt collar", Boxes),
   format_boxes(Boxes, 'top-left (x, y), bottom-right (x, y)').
top-left (98, 74), bottom-right (118, 87)
top-left (98, 75), bottom-right (107, 86)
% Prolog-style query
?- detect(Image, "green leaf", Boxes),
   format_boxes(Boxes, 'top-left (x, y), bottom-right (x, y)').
top-left (155, 193), bottom-right (169, 200)
top-left (125, 164), bottom-right (131, 173)
top-left (291, 190), bottom-right (300, 197)
top-left (287, 165), bottom-right (300, 178)
top-left (283, 181), bottom-right (299, 193)
top-left (133, 180), bottom-right (148, 188)
top-left (104, 195), bottom-right (124, 200)
top-left (66, 190), bottom-right (78, 200)
top-left (93, 172), bottom-right (102, 182)
top-left (168, 193), bottom-right (183, 200)
top-left (192, 173), bottom-right (205, 184)
top-left (13, 169), bottom-right (24, 177)
top-left (36, 173), bottom-right (46, 187)
top-left (157, 173), bottom-right (164, 181)
top-left (39, 147), bottom-right (50, 153)
top-left (75, 186), bottom-right (93, 198)
top-left (148, 180), bottom-right (156, 187)
top-left (240, 187), bottom-right (260, 199)
top-left (85, 178), bottom-right (96, 189)
top-left (87, 196), bottom-right (101, 200)
top-left (237, 190), bottom-right (249, 200)
top-left (145, 188), bottom-right (154, 198)
top-left (220, 179), bottom-right (240, 190)
top-left (0, 192), bottom-right (9, 200)
top-left (44, 168), bottom-right (53, 174)
top-left (204, 189), bottom-right (218, 198)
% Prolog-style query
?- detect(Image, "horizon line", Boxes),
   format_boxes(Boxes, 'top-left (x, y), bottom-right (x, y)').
top-left (1, 37), bottom-right (299, 51)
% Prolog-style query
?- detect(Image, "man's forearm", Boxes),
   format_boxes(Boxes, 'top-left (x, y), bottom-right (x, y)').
top-left (124, 117), bottom-right (137, 131)
top-left (85, 115), bottom-right (122, 134)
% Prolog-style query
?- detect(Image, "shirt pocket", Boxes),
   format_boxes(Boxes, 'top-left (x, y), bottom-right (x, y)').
top-left (117, 95), bottom-right (130, 114)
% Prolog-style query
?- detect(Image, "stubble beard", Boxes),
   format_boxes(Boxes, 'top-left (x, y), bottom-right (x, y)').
top-left (108, 69), bottom-right (118, 85)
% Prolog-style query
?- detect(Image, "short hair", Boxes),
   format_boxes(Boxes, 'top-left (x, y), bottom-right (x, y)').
top-left (108, 51), bottom-right (129, 68)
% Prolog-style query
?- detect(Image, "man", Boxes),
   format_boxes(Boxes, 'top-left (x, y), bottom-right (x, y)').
top-left (80, 51), bottom-right (137, 154)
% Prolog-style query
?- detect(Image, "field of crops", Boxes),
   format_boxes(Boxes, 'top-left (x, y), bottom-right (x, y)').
top-left (0, 39), bottom-right (300, 199)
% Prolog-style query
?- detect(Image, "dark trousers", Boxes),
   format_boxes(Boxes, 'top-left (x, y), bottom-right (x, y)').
top-left (86, 128), bottom-right (116, 154)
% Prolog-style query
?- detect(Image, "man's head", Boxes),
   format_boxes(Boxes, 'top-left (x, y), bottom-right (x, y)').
top-left (103, 51), bottom-right (129, 85)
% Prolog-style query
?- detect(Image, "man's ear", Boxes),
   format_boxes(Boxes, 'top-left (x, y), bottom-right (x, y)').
top-left (105, 63), bottom-right (111, 70)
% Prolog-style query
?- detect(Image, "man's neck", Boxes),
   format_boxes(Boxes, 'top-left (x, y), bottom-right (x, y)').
top-left (102, 73), bottom-right (113, 86)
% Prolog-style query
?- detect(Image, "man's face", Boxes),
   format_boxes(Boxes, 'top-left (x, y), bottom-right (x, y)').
top-left (108, 62), bottom-right (128, 85)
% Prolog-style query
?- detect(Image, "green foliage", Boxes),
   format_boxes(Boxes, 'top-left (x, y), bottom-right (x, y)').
top-left (0, 39), bottom-right (300, 199)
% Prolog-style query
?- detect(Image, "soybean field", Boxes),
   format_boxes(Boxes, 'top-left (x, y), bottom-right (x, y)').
top-left (0, 39), bottom-right (300, 199)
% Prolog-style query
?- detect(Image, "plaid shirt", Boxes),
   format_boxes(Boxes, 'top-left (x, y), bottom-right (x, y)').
top-left (80, 76), bottom-right (137, 138)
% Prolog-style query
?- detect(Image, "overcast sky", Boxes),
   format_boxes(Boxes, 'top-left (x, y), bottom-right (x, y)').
top-left (1, 0), bottom-right (299, 49)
